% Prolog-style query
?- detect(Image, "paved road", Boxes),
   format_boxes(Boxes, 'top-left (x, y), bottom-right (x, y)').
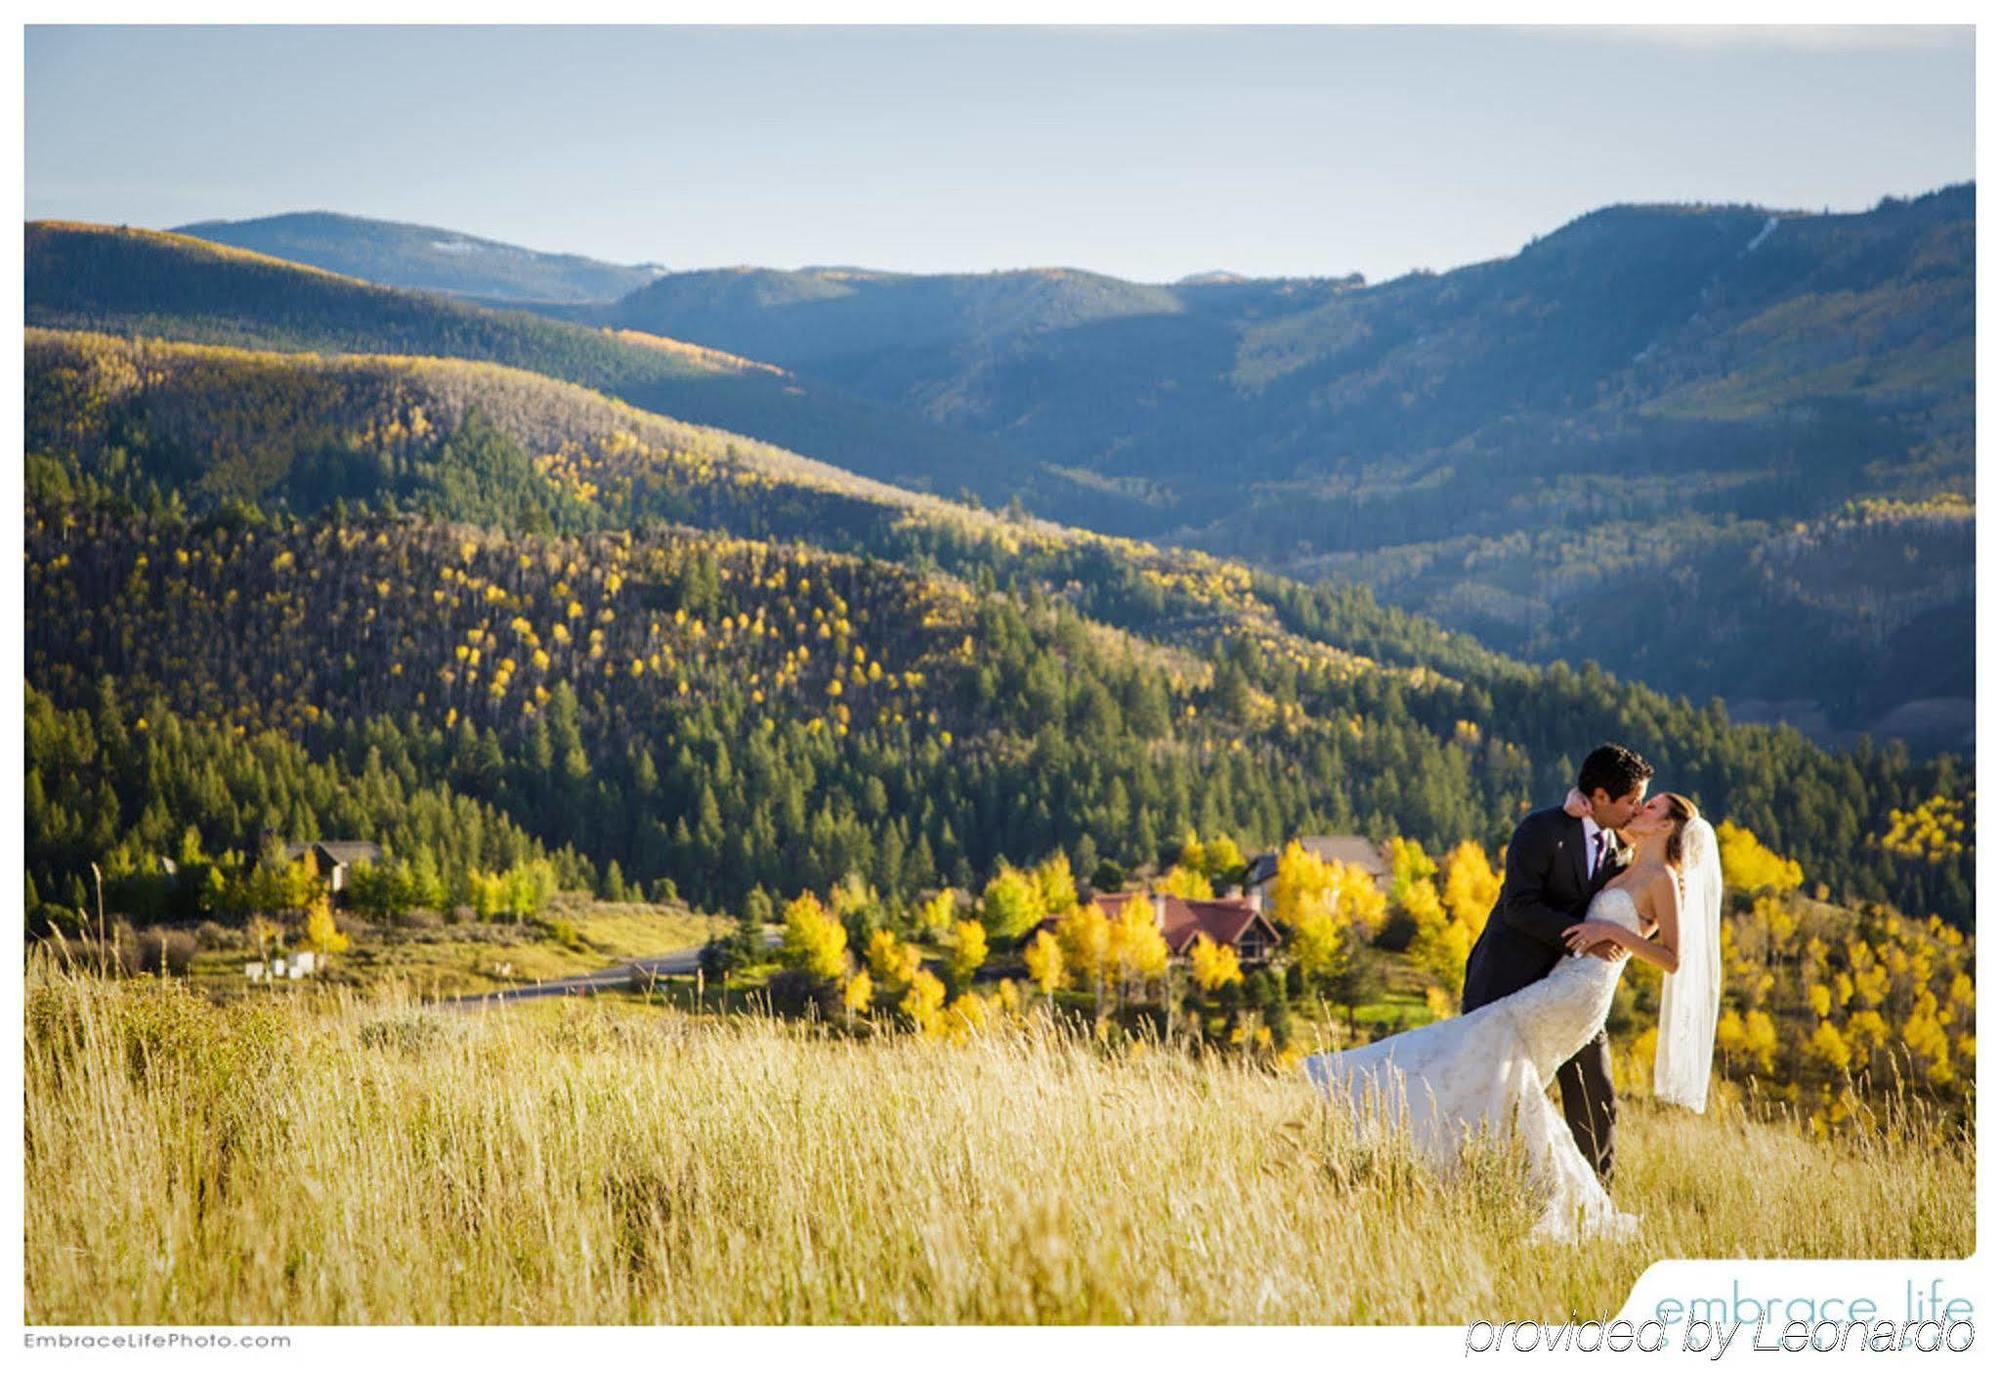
top-left (442, 929), bottom-right (776, 1011)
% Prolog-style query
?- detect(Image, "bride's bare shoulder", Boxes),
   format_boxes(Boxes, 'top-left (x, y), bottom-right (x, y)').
top-left (1625, 861), bottom-right (1675, 902)
top-left (1636, 862), bottom-right (1683, 910)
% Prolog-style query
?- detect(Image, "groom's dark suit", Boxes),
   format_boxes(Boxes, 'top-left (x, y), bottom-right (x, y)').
top-left (1462, 806), bottom-right (1631, 1181)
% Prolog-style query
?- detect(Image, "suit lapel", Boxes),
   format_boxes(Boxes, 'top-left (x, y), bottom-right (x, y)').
top-left (1568, 815), bottom-right (1590, 897)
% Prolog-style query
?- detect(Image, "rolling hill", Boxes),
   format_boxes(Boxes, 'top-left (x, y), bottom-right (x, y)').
top-left (174, 211), bottom-right (666, 304)
top-left (25, 221), bottom-right (1052, 508)
top-left (24, 327), bottom-right (1972, 927)
top-left (63, 198), bottom-right (1979, 747)
top-left (586, 188), bottom-right (1975, 748)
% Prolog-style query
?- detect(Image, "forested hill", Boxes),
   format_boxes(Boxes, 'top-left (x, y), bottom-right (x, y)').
top-left (581, 188), bottom-right (1968, 750)
top-left (24, 221), bottom-right (1050, 507)
top-left (24, 328), bottom-right (1972, 928)
top-left (173, 211), bottom-right (665, 304)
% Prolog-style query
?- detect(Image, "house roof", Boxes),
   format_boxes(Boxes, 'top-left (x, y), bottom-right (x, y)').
top-left (1090, 891), bottom-right (1281, 956)
top-left (285, 840), bottom-right (384, 865)
top-left (1243, 835), bottom-right (1388, 887)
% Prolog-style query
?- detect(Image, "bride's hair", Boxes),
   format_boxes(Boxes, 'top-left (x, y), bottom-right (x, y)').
top-left (1660, 792), bottom-right (1700, 869)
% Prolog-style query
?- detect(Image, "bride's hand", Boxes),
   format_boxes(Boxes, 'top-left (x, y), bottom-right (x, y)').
top-left (1562, 919), bottom-right (1627, 957)
top-left (1562, 787), bottom-right (1591, 819)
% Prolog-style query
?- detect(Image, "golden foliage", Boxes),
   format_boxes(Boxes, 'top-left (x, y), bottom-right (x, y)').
top-left (1188, 933), bottom-right (1243, 993)
top-left (780, 891), bottom-right (848, 984)
top-left (948, 919), bottom-right (989, 989)
top-left (899, 968), bottom-right (947, 1035)
top-left (1876, 794), bottom-right (1972, 863)
top-left (1715, 821), bottom-right (1805, 894)
top-left (300, 888), bottom-right (349, 958)
top-left (1154, 864), bottom-right (1214, 900)
top-left (842, 969), bottom-right (873, 1017)
top-left (979, 865), bottom-right (1043, 942)
top-left (1023, 930), bottom-right (1065, 997)
top-left (1439, 840), bottom-right (1500, 936)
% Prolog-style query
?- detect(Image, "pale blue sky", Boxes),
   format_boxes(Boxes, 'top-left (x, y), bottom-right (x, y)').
top-left (26, 25), bottom-right (1975, 283)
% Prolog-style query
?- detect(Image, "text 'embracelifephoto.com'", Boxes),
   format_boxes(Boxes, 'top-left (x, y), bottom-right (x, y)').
top-left (13, 13), bottom-right (1982, 1355)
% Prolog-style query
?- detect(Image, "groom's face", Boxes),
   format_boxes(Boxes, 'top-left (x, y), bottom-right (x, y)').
top-left (1589, 782), bottom-right (1648, 832)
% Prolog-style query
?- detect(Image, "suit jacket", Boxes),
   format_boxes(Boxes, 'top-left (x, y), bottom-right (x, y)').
top-left (1461, 806), bottom-right (1631, 1014)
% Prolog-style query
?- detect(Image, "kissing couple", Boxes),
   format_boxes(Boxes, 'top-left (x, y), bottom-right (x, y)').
top-left (1304, 744), bottom-right (1723, 1241)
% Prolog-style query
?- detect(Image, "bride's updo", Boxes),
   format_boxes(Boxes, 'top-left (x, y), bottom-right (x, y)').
top-left (1660, 792), bottom-right (1700, 869)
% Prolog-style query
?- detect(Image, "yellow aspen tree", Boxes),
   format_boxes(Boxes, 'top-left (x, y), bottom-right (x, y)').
top-left (1189, 933), bottom-right (1243, 993)
top-left (1271, 841), bottom-right (1335, 930)
top-left (1290, 901), bottom-right (1348, 985)
top-left (948, 918), bottom-right (989, 990)
top-left (1845, 1009), bottom-right (1890, 1064)
top-left (1744, 1010), bottom-right (1779, 1073)
top-left (866, 928), bottom-right (920, 996)
top-left (1112, 898), bottom-right (1169, 995)
top-left (1024, 930), bottom-right (1066, 997)
top-left (1440, 841), bottom-right (1501, 935)
top-left (1031, 853), bottom-right (1077, 915)
top-left (1808, 1019), bottom-right (1852, 1073)
top-left (1332, 860), bottom-right (1389, 939)
top-left (302, 887), bottom-right (350, 958)
top-left (1177, 831), bottom-right (1206, 876)
top-left (979, 865), bottom-right (1043, 941)
top-left (1715, 1009), bottom-right (1748, 1058)
top-left (900, 968), bottom-right (946, 1034)
top-left (941, 991), bottom-right (992, 1042)
top-left (781, 891), bottom-right (847, 983)
top-left (1716, 821), bottom-right (1805, 894)
top-left (843, 969), bottom-right (873, 1024)
top-left (1055, 902), bottom-right (1111, 987)
top-left (1385, 836), bottom-right (1436, 904)
top-left (1155, 864), bottom-right (1214, 900)
top-left (1402, 878), bottom-right (1457, 988)
top-left (915, 889), bottom-right (958, 941)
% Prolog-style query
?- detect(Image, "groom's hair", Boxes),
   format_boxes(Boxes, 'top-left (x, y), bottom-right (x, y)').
top-left (1578, 743), bottom-right (1654, 800)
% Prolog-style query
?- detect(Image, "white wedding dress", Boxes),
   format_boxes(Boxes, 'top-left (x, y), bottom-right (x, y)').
top-left (1303, 886), bottom-right (1646, 1243)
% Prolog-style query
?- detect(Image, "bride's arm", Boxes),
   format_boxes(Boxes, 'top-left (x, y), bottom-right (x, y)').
top-left (1564, 874), bottom-right (1682, 973)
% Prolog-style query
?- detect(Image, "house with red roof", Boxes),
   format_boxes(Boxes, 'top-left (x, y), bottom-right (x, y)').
top-left (1087, 890), bottom-right (1281, 965)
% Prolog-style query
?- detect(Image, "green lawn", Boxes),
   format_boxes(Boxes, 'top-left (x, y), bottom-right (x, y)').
top-left (186, 896), bottom-right (732, 1000)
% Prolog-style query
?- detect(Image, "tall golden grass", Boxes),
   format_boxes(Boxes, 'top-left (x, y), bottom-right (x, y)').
top-left (25, 962), bottom-right (1972, 1325)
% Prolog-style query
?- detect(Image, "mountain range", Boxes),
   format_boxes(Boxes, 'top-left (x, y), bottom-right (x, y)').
top-left (161, 189), bottom-right (1976, 751)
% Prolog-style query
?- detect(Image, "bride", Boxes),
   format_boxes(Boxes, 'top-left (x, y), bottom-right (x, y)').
top-left (1303, 792), bottom-right (1723, 1241)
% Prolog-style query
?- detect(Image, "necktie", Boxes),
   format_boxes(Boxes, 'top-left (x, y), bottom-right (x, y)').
top-left (1592, 830), bottom-right (1609, 878)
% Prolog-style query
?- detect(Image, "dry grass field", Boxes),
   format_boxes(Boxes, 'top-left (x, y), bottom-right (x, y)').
top-left (24, 963), bottom-right (1972, 1325)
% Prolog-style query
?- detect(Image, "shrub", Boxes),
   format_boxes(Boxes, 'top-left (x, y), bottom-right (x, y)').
top-left (115, 924), bottom-right (200, 977)
top-left (764, 967), bottom-right (840, 1019)
top-left (358, 1012), bottom-right (464, 1056)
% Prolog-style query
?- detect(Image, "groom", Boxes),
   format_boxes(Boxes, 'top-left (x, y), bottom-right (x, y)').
top-left (1462, 743), bottom-right (1654, 1182)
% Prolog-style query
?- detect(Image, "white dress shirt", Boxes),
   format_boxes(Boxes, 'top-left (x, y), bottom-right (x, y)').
top-left (1580, 814), bottom-right (1609, 879)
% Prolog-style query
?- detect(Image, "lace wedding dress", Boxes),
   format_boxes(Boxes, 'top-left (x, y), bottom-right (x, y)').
top-left (1303, 886), bottom-right (1647, 1242)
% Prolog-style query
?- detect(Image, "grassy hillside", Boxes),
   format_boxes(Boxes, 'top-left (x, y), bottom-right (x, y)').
top-left (24, 329), bottom-right (1973, 927)
top-left (36, 198), bottom-right (1976, 744)
top-left (176, 210), bottom-right (665, 304)
top-left (25, 221), bottom-right (1049, 505)
top-left (25, 967), bottom-right (1971, 1324)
